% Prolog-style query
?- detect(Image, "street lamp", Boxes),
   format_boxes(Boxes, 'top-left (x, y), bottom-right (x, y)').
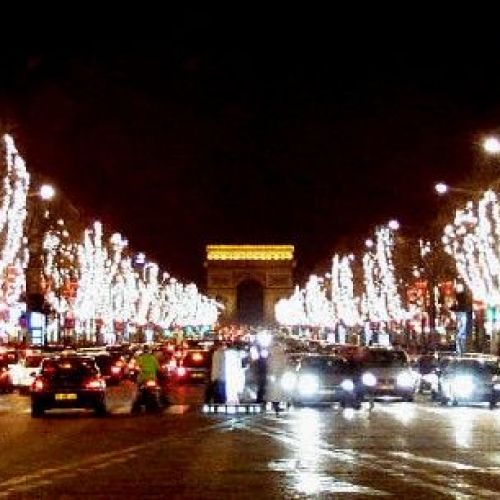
top-left (435, 182), bottom-right (449, 195)
top-left (388, 219), bottom-right (400, 231)
top-left (483, 136), bottom-right (500, 155)
top-left (39, 184), bottom-right (55, 201)
top-left (434, 182), bottom-right (480, 196)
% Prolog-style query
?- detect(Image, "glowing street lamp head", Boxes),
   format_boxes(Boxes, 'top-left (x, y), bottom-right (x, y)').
top-left (483, 136), bottom-right (500, 155)
top-left (435, 182), bottom-right (449, 195)
top-left (388, 219), bottom-right (400, 231)
top-left (39, 184), bottom-right (55, 201)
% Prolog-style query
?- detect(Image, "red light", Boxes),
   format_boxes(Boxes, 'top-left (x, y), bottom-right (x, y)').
top-left (145, 379), bottom-right (157, 388)
top-left (111, 366), bottom-right (121, 375)
top-left (177, 367), bottom-right (186, 377)
top-left (86, 378), bottom-right (105, 390)
top-left (33, 378), bottom-right (45, 391)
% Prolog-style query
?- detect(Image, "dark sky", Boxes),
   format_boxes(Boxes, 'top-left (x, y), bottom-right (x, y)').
top-left (1, 17), bottom-right (500, 285)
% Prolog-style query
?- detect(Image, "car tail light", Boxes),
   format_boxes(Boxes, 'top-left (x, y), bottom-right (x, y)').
top-left (145, 379), bottom-right (157, 388)
top-left (111, 366), bottom-right (121, 375)
top-left (177, 366), bottom-right (186, 377)
top-left (32, 377), bottom-right (45, 392)
top-left (86, 378), bottom-right (106, 390)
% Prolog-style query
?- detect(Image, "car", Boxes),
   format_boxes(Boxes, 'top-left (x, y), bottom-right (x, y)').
top-left (289, 354), bottom-right (364, 408)
top-left (9, 353), bottom-right (45, 393)
top-left (30, 355), bottom-right (107, 417)
top-left (0, 361), bottom-right (13, 393)
top-left (436, 355), bottom-right (500, 408)
top-left (357, 347), bottom-right (418, 401)
top-left (176, 349), bottom-right (211, 383)
top-left (93, 352), bottom-right (128, 386)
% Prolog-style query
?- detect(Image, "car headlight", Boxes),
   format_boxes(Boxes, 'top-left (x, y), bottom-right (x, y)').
top-left (494, 383), bottom-right (500, 391)
top-left (341, 379), bottom-right (354, 392)
top-left (362, 372), bottom-right (377, 387)
top-left (297, 374), bottom-right (319, 396)
top-left (452, 375), bottom-right (474, 398)
top-left (280, 371), bottom-right (296, 392)
top-left (397, 372), bottom-right (414, 388)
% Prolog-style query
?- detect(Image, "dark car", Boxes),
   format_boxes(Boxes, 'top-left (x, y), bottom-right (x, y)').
top-left (291, 354), bottom-right (364, 409)
top-left (93, 353), bottom-right (128, 386)
top-left (437, 355), bottom-right (500, 408)
top-left (176, 349), bottom-right (211, 383)
top-left (31, 356), bottom-right (107, 417)
top-left (357, 347), bottom-right (418, 401)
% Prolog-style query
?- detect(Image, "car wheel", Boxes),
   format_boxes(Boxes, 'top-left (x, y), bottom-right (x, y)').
top-left (452, 398), bottom-right (458, 406)
top-left (353, 400), bottom-right (362, 410)
top-left (439, 396), bottom-right (448, 406)
top-left (490, 398), bottom-right (497, 410)
top-left (403, 395), bottom-right (414, 403)
top-left (31, 402), bottom-right (45, 418)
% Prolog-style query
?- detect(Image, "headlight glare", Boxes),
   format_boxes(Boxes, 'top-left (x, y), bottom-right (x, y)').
top-left (452, 375), bottom-right (474, 398)
top-left (297, 374), bottom-right (319, 396)
top-left (280, 371), bottom-right (296, 392)
top-left (397, 372), bottom-right (414, 388)
top-left (341, 379), bottom-right (354, 392)
top-left (362, 372), bottom-right (377, 387)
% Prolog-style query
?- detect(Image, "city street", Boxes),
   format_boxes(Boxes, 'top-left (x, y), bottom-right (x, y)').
top-left (2, 388), bottom-right (500, 497)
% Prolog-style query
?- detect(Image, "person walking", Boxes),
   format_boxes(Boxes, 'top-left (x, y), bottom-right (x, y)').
top-left (211, 342), bottom-right (227, 403)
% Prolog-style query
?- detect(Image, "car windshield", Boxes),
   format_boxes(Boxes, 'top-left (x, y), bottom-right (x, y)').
top-left (445, 359), bottom-right (500, 376)
top-left (300, 356), bottom-right (349, 373)
top-left (362, 350), bottom-right (407, 368)
top-left (42, 358), bottom-right (98, 378)
top-left (25, 356), bottom-right (44, 368)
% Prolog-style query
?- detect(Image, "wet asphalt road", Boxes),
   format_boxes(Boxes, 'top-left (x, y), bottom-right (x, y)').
top-left (2, 387), bottom-right (500, 498)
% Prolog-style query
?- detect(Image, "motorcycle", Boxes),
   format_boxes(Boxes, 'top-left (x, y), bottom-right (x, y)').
top-left (131, 376), bottom-right (169, 414)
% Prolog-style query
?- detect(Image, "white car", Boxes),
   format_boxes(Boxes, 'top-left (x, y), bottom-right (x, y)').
top-left (9, 354), bottom-right (45, 393)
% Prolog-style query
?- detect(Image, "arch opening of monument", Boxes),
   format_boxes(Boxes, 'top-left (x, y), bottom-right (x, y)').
top-left (236, 279), bottom-right (264, 325)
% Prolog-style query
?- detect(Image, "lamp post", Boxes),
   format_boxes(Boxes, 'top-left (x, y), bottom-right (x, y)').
top-left (25, 183), bottom-right (55, 345)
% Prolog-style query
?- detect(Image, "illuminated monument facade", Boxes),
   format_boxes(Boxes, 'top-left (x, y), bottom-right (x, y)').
top-left (205, 245), bottom-right (295, 325)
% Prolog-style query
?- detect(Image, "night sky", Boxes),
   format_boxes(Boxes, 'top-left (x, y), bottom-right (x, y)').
top-left (1, 16), bottom-right (500, 285)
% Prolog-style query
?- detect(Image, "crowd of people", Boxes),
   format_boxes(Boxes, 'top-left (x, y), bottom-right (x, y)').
top-left (203, 335), bottom-right (289, 408)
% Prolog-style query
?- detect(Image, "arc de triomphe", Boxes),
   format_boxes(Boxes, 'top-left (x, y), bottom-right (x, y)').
top-left (205, 245), bottom-right (295, 325)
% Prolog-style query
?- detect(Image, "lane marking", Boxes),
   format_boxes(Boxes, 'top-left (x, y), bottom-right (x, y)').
top-left (0, 416), bottom-right (244, 495)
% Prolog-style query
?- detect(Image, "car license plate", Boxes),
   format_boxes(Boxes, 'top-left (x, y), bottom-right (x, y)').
top-left (193, 373), bottom-right (204, 378)
top-left (55, 393), bottom-right (77, 401)
top-left (380, 384), bottom-right (393, 390)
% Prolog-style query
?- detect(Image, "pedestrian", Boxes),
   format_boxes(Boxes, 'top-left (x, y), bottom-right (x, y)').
top-left (224, 343), bottom-right (244, 404)
top-left (204, 343), bottom-right (217, 404)
top-left (211, 342), bottom-right (227, 403)
top-left (256, 347), bottom-right (268, 404)
top-left (266, 340), bottom-right (289, 412)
